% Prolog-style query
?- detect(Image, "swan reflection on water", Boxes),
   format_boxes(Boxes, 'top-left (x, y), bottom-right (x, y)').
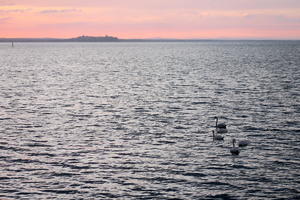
top-left (230, 139), bottom-right (240, 155)
top-left (212, 130), bottom-right (224, 141)
top-left (238, 139), bottom-right (250, 147)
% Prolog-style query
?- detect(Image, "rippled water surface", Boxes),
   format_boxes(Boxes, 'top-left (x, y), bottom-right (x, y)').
top-left (0, 41), bottom-right (299, 199)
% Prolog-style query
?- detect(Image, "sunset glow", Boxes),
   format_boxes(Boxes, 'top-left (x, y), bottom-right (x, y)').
top-left (1, 0), bottom-right (300, 39)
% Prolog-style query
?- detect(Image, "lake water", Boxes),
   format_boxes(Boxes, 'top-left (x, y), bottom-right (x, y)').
top-left (0, 41), bottom-right (299, 199)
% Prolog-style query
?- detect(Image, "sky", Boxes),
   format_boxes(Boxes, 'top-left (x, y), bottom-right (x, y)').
top-left (0, 0), bottom-right (300, 39)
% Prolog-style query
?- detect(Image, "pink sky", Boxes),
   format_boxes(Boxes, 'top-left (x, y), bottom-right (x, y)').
top-left (0, 0), bottom-right (300, 39)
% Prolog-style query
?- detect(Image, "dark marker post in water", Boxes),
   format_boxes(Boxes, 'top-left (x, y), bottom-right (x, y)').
top-left (12, 41), bottom-right (14, 47)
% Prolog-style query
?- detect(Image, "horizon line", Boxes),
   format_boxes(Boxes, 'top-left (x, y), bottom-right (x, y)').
top-left (0, 35), bottom-right (300, 41)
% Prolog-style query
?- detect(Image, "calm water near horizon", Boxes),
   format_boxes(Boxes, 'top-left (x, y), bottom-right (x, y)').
top-left (0, 41), bottom-right (299, 199)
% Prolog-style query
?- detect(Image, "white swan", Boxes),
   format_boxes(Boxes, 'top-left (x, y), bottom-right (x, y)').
top-left (230, 139), bottom-right (240, 155)
top-left (212, 130), bottom-right (224, 140)
top-left (238, 139), bottom-right (250, 147)
top-left (214, 116), bottom-right (228, 133)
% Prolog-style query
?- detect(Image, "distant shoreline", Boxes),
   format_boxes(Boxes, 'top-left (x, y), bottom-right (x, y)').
top-left (0, 35), bottom-right (119, 42)
top-left (0, 35), bottom-right (299, 42)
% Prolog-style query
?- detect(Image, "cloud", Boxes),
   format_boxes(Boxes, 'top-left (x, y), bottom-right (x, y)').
top-left (39, 8), bottom-right (81, 14)
top-left (4, 0), bottom-right (300, 9)
top-left (0, 17), bottom-right (10, 22)
top-left (0, 0), bottom-right (13, 6)
top-left (0, 8), bottom-right (31, 13)
top-left (242, 14), bottom-right (300, 28)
